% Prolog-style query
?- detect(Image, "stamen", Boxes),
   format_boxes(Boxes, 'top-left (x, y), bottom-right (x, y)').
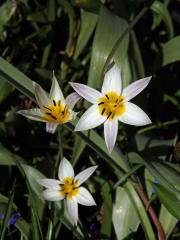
top-left (102, 108), bottom-right (106, 115)
top-left (107, 112), bottom-right (112, 119)
top-left (98, 102), bottom-right (104, 105)
top-left (105, 94), bottom-right (109, 100)
top-left (62, 105), bottom-right (66, 115)
top-left (43, 106), bottom-right (52, 111)
top-left (45, 112), bottom-right (52, 116)
top-left (51, 115), bottom-right (57, 120)
top-left (53, 100), bottom-right (56, 106)
top-left (98, 91), bottom-right (125, 121)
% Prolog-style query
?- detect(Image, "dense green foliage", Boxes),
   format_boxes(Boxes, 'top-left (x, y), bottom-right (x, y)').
top-left (0, 0), bottom-right (179, 239)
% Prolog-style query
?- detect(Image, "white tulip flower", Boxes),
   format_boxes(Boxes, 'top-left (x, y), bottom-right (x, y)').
top-left (70, 64), bottom-right (152, 153)
top-left (37, 158), bottom-right (97, 225)
top-left (17, 73), bottom-right (81, 134)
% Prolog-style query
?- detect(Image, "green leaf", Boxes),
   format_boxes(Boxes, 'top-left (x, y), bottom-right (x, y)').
top-left (0, 1), bottom-right (16, 25)
top-left (159, 205), bottom-right (178, 238)
top-left (129, 152), bottom-right (180, 194)
top-left (0, 79), bottom-right (13, 104)
top-left (151, 182), bottom-right (180, 219)
top-left (0, 180), bottom-right (16, 240)
top-left (151, 161), bottom-right (180, 192)
top-left (130, 31), bottom-right (145, 79)
top-left (0, 144), bottom-right (16, 166)
top-left (88, 6), bottom-right (129, 88)
top-left (151, 1), bottom-right (174, 39)
top-left (71, 135), bottom-right (86, 166)
top-left (133, 134), bottom-right (173, 159)
top-left (144, 169), bottom-right (155, 198)
top-left (0, 194), bottom-right (30, 239)
top-left (0, 57), bottom-right (34, 100)
top-left (124, 182), bottom-right (156, 240)
top-left (112, 186), bottom-right (140, 240)
top-left (72, 0), bottom-right (101, 14)
top-left (74, 9), bottom-right (98, 59)
top-left (100, 182), bottom-right (112, 239)
top-left (162, 36), bottom-right (180, 66)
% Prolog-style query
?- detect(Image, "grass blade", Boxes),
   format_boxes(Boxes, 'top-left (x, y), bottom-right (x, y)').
top-left (0, 179), bottom-right (16, 240)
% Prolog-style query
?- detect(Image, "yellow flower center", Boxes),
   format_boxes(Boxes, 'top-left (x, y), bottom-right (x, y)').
top-left (43, 100), bottom-right (72, 123)
top-left (60, 177), bottom-right (79, 199)
top-left (98, 91), bottom-right (125, 121)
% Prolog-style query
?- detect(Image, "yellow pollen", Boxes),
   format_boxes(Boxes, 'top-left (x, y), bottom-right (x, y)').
top-left (98, 91), bottom-right (125, 121)
top-left (42, 100), bottom-right (72, 123)
top-left (59, 177), bottom-right (79, 199)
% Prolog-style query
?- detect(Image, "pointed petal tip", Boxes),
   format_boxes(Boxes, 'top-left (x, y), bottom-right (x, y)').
top-left (32, 81), bottom-right (37, 88)
top-left (107, 147), bottom-right (113, 154)
top-left (74, 125), bottom-right (82, 132)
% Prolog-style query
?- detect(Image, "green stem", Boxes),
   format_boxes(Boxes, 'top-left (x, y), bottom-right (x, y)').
top-left (101, 0), bottom-right (155, 79)
top-left (56, 127), bottom-right (63, 163)
top-left (113, 164), bottom-right (143, 189)
top-left (137, 119), bottom-right (179, 134)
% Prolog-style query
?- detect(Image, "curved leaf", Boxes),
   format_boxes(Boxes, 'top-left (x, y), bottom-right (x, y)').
top-left (151, 1), bottom-right (174, 39)
top-left (162, 36), bottom-right (180, 66)
top-left (113, 186), bottom-right (140, 240)
top-left (88, 6), bottom-right (129, 88)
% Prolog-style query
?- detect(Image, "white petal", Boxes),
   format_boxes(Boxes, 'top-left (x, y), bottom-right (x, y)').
top-left (104, 119), bottom-right (118, 153)
top-left (46, 122), bottom-right (59, 134)
top-left (33, 81), bottom-right (50, 109)
top-left (75, 105), bottom-right (106, 131)
top-left (122, 76), bottom-right (151, 102)
top-left (65, 92), bottom-right (81, 109)
top-left (58, 158), bottom-right (74, 181)
top-left (118, 102), bottom-right (152, 126)
top-left (70, 82), bottom-right (102, 104)
top-left (74, 166), bottom-right (97, 186)
top-left (101, 64), bottom-right (122, 94)
top-left (37, 178), bottom-right (61, 190)
top-left (17, 108), bottom-right (47, 122)
top-left (49, 72), bottom-right (65, 101)
top-left (76, 187), bottom-right (96, 206)
top-left (66, 198), bottom-right (78, 226)
top-left (42, 189), bottom-right (64, 201)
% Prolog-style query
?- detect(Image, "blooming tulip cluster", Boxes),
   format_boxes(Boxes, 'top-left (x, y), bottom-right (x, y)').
top-left (18, 63), bottom-right (151, 225)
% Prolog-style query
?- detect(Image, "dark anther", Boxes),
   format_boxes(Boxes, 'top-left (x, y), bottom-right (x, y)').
top-left (116, 99), bottom-right (118, 103)
top-left (43, 106), bottom-right (52, 111)
top-left (45, 112), bottom-right (52, 116)
top-left (98, 102), bottom-right (104, 105)
top-left (102, 108), bottom-right (106, 115)
top-left (105, 94), bottom-right (109, 100)
top-left (107, 112), bottom-right (112, 119)
top-left (51, 115), bottom-right (57, 120)
top-left (62, 105), bottom-right (66, 115)
top-left (114, 105), bottom-right (117, 107)
top-left (53, 100), bottom-right (56, 106)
